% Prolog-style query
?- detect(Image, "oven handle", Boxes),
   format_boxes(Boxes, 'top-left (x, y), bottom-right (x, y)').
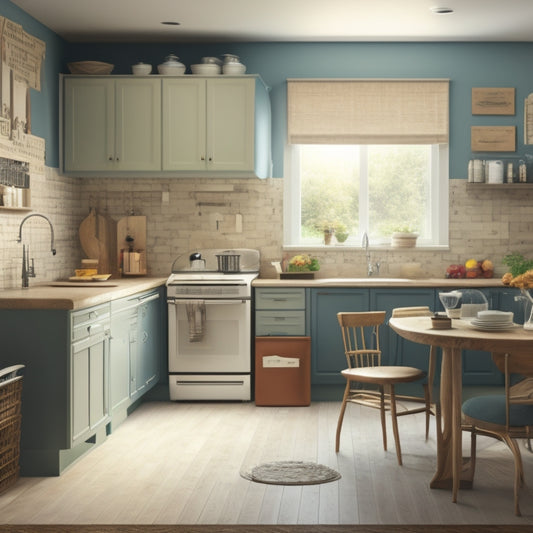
top-left (167, 299), bottom-right (248, 305)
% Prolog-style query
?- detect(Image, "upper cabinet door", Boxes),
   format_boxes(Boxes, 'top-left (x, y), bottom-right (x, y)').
top-left (162, 77), bottom-right (255, 173)
top-left (115, 79), bottom-right (161, 171)
top-left (63, 77), bottom-right (161, 173)
top-left (64, 78), bottom-right (115, 171)
top-left (207, 78), bottom-right (254, 173)
top-left (162, 78), bottom-right (206, 171)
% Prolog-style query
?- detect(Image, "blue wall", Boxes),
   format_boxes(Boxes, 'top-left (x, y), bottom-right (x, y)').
top-left (5, 0), bottom-right (533, 178)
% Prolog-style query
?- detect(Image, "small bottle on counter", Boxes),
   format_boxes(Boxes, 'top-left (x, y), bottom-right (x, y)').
top-left (519, 160), bottom-right (527, 183)
top-left (506, 162), bottom-right (514, 183)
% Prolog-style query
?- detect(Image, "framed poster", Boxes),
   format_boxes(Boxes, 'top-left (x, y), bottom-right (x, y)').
top-left (471, 126), bottom-right (516, 152)
top-left (472, 88), bottom-right (515, 115)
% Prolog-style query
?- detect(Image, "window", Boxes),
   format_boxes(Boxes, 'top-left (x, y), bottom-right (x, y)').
top-left (285, 79), bottom-right (449, 247)
top-left (285, 143), bottom-right (448, 246)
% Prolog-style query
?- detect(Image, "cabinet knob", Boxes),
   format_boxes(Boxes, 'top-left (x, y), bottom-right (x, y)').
top-left (108, 156), bottom-right (113, 161)
top-left (208, 157), bottom-right (213, 162)
top-left (200, 156), bottom-right (205, 161)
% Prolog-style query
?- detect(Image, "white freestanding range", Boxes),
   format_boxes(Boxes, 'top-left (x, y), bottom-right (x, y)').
top-left (166, 248), bottom-right (259, 401)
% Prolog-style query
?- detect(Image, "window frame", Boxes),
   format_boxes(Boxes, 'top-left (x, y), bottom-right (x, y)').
top-left (283, 143), bottom-right (449, 249)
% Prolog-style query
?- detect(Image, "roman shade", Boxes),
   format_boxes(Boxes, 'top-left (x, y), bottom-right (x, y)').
top-left (287, 79), bottom-right (449, 145)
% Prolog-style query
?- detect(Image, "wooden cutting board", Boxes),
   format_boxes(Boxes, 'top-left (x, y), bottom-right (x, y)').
top-left (79, 208), bottom-right (100, 259)
top-left (79, 208), bottom-right (119, 278)
top-left (97, 211), bottom-right (118, 277)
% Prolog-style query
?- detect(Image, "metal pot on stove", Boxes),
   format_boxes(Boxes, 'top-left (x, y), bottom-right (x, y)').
top-left (189, 252), bottom-right (206, 270)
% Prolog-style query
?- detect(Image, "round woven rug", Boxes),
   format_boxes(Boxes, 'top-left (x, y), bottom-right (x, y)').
top-left (240, 460), bottom-right (341, 486)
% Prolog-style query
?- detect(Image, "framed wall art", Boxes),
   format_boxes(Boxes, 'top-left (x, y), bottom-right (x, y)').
top-left (472, 87), bottom-right (515, 115)
top-left (471, 126), bottom-right (516, 152)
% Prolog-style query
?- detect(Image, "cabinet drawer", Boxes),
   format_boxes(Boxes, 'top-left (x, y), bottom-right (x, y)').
top-left (72, 303), bottom-right (110, 342)
top-left (256, 311), bottom-right (305, 336)
top-left (255, 288), bottom-right (305, 310)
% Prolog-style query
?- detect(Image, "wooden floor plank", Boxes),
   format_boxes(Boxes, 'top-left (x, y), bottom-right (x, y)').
top-left (1, 400), bottom-right (533, 526)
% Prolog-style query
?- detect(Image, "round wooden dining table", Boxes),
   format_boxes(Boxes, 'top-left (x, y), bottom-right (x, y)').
top-left (389, 315), bottom-right (533, 503)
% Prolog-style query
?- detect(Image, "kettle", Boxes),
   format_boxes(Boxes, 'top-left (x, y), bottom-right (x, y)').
top-left (189, 252), bottom-right (206, 270)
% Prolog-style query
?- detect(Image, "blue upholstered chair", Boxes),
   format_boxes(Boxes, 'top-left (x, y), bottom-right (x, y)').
top-left (462, 352), bottom-right (533, 516)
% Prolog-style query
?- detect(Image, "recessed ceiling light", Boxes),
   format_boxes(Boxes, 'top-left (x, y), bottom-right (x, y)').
top-left (161, 21), bottom-right (181, 26)
top-left (430, 6), bottom-right (454, 14)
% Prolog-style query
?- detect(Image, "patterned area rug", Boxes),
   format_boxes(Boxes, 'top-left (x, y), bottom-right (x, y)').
top-left (240, 460), bottom-right (341, 485)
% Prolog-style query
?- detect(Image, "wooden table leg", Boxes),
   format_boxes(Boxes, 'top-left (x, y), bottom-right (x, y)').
top-left (451, 347), bottom-right (462, 502)
top-left (430, 346), bottom-right (473, 496)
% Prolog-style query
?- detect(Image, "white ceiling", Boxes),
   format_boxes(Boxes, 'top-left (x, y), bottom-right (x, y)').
top-left (9, 0), bottom-right (533, 43)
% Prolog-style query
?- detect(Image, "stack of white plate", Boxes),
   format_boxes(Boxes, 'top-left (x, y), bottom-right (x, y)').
top-left (469, 310), bottom-right (516, 330)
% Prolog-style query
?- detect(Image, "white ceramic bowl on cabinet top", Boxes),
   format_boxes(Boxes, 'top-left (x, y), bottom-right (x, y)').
top-left (157, 54), bottom-right (186, 75)
top-left (222, 63), bottom-right (246, 75)
top-left (132, 62), bottom-right (152, 75)
top-left (190, 63), bottom-right (221, 75)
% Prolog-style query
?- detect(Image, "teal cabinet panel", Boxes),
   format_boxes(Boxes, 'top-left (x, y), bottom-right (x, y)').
top-left (135, 290), bottom-right (162, 399)
top-left (70, 304), bottom-right (111, 446)
top-left (371, 288), bottom-right (436, 371)
top-left (310, 288), bottom-right (370, 385)
top-left (109, 306), bottom-right (137, 414)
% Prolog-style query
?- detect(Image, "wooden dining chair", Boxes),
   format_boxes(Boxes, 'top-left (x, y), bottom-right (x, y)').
top-left (335, 311), bottom-right (427, 465)
top-left (391, 306), bottom-right (438, 439)
top-left (462, 351), bottom-right (533, 516)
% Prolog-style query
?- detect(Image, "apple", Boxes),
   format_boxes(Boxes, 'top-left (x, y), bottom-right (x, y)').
top-left (446, 264), bottom-right (466, 278)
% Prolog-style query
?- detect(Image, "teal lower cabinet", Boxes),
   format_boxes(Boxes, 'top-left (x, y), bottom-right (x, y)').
top-left (0, 286), bottom-right (165, 476)
top-left (304, 285), bottom-right (524, 400)
top-left (310, 288), bottom-right (369, 400)
top-left (110, 288), bottom-right (162, 428)
top-left (371, 288), bottom-right (436, 369)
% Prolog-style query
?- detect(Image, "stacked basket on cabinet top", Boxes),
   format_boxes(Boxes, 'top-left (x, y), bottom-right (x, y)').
top-left (0, 365), bottom-right (24, 494)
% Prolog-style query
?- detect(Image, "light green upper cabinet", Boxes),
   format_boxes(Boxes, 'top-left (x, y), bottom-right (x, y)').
top-left (62, 75), bottom-right (272, 178)
top-left (63, 77), bottom-right (161, 172)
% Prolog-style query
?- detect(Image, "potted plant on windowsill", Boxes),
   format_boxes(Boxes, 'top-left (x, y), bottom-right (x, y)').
top-left (315, 220), bottom-right (336, 245)
top-left (391, 225), bottom-right (419, 248)
top-left (334, 222), bottom-right (349, 244)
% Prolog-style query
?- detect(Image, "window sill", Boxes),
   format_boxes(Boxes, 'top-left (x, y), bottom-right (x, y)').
top-left (283, 244), bottom-right (450, 252)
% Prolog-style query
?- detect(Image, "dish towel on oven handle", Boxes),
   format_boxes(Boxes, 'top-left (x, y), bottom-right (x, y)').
top-left (185, 300), bottom-right (206, 342)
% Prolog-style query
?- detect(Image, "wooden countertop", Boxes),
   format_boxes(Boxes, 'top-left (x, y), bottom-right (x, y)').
top-left (252, 277), bottom-right (505, 288)
top-left (0, 277), bottom-right (167, 310)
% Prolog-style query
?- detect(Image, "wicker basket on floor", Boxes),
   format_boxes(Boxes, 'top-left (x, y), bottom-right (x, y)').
top-left (0, 365), bottom-right (24, 495)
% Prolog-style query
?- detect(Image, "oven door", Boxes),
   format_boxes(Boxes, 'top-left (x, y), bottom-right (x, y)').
top-left (168, 298), bottom-right (251, 373)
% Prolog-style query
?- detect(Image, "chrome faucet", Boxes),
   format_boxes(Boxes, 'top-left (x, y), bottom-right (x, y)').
top-left (17, 213), bottom-right (56, 288)
top-left (362, 231), bottom-right (380, 277)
